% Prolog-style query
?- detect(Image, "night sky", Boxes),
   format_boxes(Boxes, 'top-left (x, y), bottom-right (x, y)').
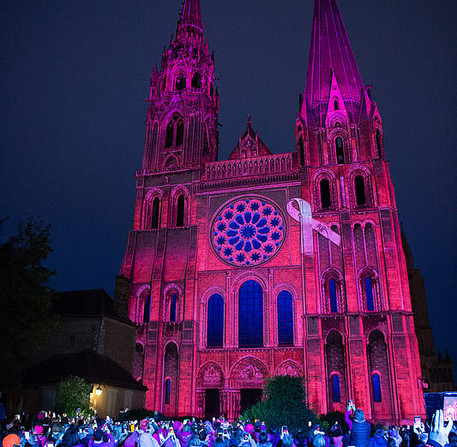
top-left (1, 1), bottom-right (456, 377)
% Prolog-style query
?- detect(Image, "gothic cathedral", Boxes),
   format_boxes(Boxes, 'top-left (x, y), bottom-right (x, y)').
top-left (116, 0), bottom-right (426, 423)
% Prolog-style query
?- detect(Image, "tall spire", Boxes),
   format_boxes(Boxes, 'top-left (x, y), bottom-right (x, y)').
top-left (305, 0), bottom-right (365, 109)
top-left (177, 0), bottom-right (203, 39)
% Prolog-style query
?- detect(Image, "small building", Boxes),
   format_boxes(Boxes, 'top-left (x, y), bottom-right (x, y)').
top-left (13, 289), bottom-right (146, 416)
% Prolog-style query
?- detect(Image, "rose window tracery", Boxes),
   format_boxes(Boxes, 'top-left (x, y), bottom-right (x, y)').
top-left (211, 197), bottom-right (286, 267)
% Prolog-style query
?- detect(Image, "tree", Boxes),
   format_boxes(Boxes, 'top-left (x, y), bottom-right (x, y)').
top-left (241, 375), bottom-right (320, 433)
top-left (0, 218), bottom-right (57, 391)
top-left (56, 376), bottom-right (91, 416)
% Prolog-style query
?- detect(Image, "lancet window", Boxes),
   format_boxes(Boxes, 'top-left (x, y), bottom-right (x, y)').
top-left (277, 291), bottom-right (294, 346)
top-left (207, 294), bottom-right (224, 348)
top-left (239, 280), bottom-right (263, 348)
top-left (165, 114), bottom-right (184, 149)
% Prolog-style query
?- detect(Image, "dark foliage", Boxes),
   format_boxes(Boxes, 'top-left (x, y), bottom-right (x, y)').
top-left (241, 375), bottom-right (320, 433)
top-left (56, 376), bottom-right (91, 417)
top-left (0, 218), bottom-right (57, 390)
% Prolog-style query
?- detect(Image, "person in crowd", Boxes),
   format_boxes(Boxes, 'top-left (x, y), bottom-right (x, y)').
top-left (345, 401), bottom-right (371, 447)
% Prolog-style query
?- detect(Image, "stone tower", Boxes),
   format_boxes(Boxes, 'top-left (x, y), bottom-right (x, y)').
top-left (118, 0), bottom-right (426, 423)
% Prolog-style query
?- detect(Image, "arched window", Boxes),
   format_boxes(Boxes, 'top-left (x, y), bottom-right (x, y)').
top-left (334, 98), bottom-right (339, 110)
top-left (298, 138), bottom-right (305, 166)
top-left (329, 279), bottom-right (338, 313)
top-left (355, 175), bottom-right (366, 206)
top-left (376, 129), bottom-right (382, 158)
top-left (332, 374), bottom-right (341, 402)
top-left (151, 197), bottom-right (160, 229)
top-left (191, 72), bottom-right (201, 88)
top-left (176, 194), bottom-right (185, 227)
top-left (170, 293), bottom-right (178, 322)
top-left (336, 137), bottom-right (345, 164)
top-left (239, 281), bottom-right (263, 348)
top-left (176, 75), bottom-right (186, 91)
top-left (143, 293), bottom-right (151, 323)
top-left (365, 277), bottom-right (375, 311)
top-left (164, 378), bottom-right (171, 404)
top-left (278, 291), bottom-right (293, 346)
top-left (320, 179), bottom-right (331, 209)
top-left (165, 121), bottom-right (174, 148)
top-left (207, 294), bottom-right (224, 348)
top-left (372, 373), bottom-right (382, 402)
top-left (176, 120), bottom-right (184, 147)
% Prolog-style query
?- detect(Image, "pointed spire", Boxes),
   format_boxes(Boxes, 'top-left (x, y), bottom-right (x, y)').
top-left (305, 0), bottom-right (365, 109)
top-left (177, 0), bottom-right (203, 39)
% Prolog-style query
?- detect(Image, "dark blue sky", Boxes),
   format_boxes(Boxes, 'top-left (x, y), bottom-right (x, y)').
top-left (1, 1), bottom-right (456, 375)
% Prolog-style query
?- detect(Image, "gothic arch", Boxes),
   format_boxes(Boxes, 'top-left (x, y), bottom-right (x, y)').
top-left (321, 268), bottom-right (345, 314)
top-left (230, 356), bottom-right (269, 389)
top-left (357, 267), bottom-right (382, 312)
top-left (135, 285), bottom-right (151, 324)
top-left (169, 186), bottom-right (190, 227)
top-left (275, 360), bottom-right (303, 377)
top-left (197, 362), bottom-right (225, 388)
top-left (200, 287), bottom-right (226, 348)
top-left (142, 188), bottom-right (163, 229)
top-left (163, 283), bottom-right (183, 322)
top-left (348, 168), bottom-right (373, 208)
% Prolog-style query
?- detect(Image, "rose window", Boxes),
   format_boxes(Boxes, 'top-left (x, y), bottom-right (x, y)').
top-left (211, 197), bottom-right (286, 267)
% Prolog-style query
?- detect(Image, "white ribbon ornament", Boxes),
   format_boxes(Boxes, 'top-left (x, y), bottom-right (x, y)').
top-left (287, 198), bottom-right (341, 255)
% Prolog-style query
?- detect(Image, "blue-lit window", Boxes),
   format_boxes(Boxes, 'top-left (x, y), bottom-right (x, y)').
top-left (365, 277), bottom-right (374, 311)
top-left (332, 375), bottom-right (341, 402)
top-left (372, 373), bottom-right (382, 402)
top-left (278, 291), bottom-right (293, 346)
top-left (207, 294), bottom-right (224, 348)
top-left (170, 294), bottom-right (177, 322)
top-left (239, 281), bottom-right (263, 348)
top-left (143, 294), bottom-right (151, 323)
top-left (165, 378), bottom-right (171, 405)
top-left (329, 279), bottom-right (338, 313)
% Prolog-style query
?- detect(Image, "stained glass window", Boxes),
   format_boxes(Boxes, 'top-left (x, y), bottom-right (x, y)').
top-left (332, 375), bottom-right (341, 402)
top-left (365, 277), bottom-right (374, 311)
top-left (211, 197), bottom-right (286, 267)
top-left (278, 291), bottom-right (293, 346)
top-left (170, 293), bottom-right (177, 322)
top-left (207, 294), bottom-right (224, 348)
top-left (329, 279), bottom-right (338, 313)
top-left (165, 378), bottom-right (171, 404)
top-left (372, 373), bottom-right (382, 402)
top-left (239, 281), bottom-right (263, 348)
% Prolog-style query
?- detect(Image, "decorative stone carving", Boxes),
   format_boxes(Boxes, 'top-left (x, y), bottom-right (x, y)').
top-left (203, 365), bottom-right (221, 385)
top-left (277, 363), bottom-right (300, 377)
top-left (239, 364), bottom-right (263, 381)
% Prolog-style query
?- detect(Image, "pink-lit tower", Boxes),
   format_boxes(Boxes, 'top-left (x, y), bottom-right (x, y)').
top-left (141, 0), bottom-right (218, 173)
top-left (295, 0), bottom-right (425, 422)
top-left (119, 0), bottom-right (218, 413)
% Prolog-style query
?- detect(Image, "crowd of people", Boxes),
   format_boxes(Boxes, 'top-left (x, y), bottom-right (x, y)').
top-left (1, 403), bottom-right (455, 447)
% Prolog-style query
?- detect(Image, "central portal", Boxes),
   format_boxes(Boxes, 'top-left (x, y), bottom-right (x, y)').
top-left (205, 389), bottom-right (220, 419)
top-left (240, 388), bottom-right (262, 414)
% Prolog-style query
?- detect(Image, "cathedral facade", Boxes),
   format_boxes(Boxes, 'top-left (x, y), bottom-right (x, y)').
top-left (117, 0), bottom-right (426, 423)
